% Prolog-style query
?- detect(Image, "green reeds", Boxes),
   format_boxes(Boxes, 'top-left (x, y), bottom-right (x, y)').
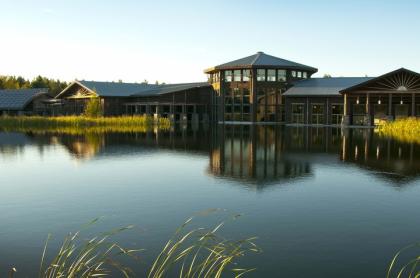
top-left (387, 243), bottom-right (420, 278)
top-left (0, 115), bottom-right (171, 133)
top-left (378, 117), bottom-right (420, 144)
top-left (33, 214), bottom-right (260, 278)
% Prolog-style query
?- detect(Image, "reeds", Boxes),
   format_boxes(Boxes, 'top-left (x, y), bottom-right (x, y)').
top-left (0, 115), bottom-right (171, 133)
top-left (387, 243), bottom-right (420, 278)
top-left (30, 214), bottom-right (260, 278)
top-left (378, 117), bottom-right (420, 144)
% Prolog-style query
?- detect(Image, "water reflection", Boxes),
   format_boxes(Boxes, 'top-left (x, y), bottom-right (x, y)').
top-left (0, 126), bottom-right (419, 186)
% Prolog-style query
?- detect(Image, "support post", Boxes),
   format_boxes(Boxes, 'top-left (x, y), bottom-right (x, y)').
top-left (365, 93), bottom-right (371, 126)
top-left (388, 94), bottom-right (393, 121)
top-left (412, 93), bottom-right (416, 117)
top-left (342, 93), bottom-right (350, 126)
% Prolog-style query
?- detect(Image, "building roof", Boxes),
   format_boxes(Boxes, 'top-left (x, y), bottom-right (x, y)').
top-left (57, 81), bottom-right (210, 98)
top-left (204, 52), bottom-right (318, 73)
top-left (0, 88), bottom-right (48, 110)
top-left (283, 77), bottom-right (374, 96)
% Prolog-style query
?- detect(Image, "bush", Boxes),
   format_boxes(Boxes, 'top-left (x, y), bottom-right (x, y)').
top-left (84, 97), bottom-right (103, 117)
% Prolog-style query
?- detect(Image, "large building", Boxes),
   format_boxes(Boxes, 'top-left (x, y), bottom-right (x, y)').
top-left (0, 88), bottom-right (49, 115)
top-left (41, 51), bottom-right (420, 125)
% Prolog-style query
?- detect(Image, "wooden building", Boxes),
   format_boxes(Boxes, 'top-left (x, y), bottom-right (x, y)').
top-left (0, 88), bottom-right (50, 115)
top-left (204, 51), bottom-right (318, 123)
top-left (54, 81), bottom-right (212, 123)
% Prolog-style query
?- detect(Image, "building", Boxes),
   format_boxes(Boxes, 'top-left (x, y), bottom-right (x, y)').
top-left (0, 88), bottom-right (49, 115)
top-left (205, 52), bottom-right (420, 126)
top-left (53, 80), bottom-right (212, 122)
top-left (48, 51), bottom-right (420, 126)
top-left (204, 51), bottom-right (318, 123)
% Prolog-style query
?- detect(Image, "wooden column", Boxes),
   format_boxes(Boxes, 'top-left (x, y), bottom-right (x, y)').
top-left (412, 93), bottom-right (416, 117)
top-left (366, 93), bottom-right (370, 114)
top-left (344, 93), bottom-right (348, 116)
top-left (251, 69), bottom-right (257, 123)
top-left (388, 94), bottom-right (392, 117)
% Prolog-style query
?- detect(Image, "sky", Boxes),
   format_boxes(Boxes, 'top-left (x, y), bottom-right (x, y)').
top-left (1, 0), bottom-right (420, 83)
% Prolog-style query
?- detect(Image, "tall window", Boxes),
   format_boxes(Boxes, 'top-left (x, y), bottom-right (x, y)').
top-left (292, 103), bottom-right (304, 124)
top-left (302, 72), bottom-right (308, 79)
top-left (243, 70), bottom-right (250, 82)
top-left (257, 69), bottom-right (266, 81)
top-left (233, 70), bottom-right (241, 82)
top-left (267, 69), bottom-right (276, 82)
top-left (225, 70), bottom-right (232, 82)
top-left (277, 70), bottom-right (287, 82)
top-left (297, 71), bottom-right (302, 78)
top-left (311, 104), bottom-right (324, 124)
top-left (291, 71), bottom-right (297, 78)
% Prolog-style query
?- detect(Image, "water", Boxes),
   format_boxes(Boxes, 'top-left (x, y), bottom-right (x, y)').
top-left (0, 126), bottom-right (419, 277)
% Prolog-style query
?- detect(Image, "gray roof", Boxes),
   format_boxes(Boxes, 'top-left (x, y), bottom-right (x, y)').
top-left (59, 81), bottom-right (210, 98)
top-left (0, 88), bottom-right (48, 110)
top-left (205, 52), bottom-right (318, 73)
top-left (283, 77), bottom-right (374, 96)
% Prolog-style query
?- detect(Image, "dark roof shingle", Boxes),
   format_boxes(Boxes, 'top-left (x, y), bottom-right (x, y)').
top-left (0, 88), bottom-right (48, 110)
top-left (283, 77), bottom-right (374, 96)
top-left (205, 52), bottom-right (318, 73)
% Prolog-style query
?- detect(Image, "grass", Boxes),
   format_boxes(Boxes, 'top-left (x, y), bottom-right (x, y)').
top-left (0, 115), bottom-right (171, 133)
top-left (378, 117), bottom-right (420, 144)
top-left (387, 243), bottom-right (420, 278)
top-left (10, 214), bottom-right (260, 278)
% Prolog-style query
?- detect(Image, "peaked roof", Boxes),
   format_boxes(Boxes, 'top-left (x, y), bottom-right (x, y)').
top-left (56, 81), bottom-right (210, 98)
top-left (283, 77), bottom-right (373, 96)
top-left (0, 88), bottom-right (48, 110)
top-left (340, 68), bottom-right (420, 93)
top-left (204, 52), bottom-right (318, 73)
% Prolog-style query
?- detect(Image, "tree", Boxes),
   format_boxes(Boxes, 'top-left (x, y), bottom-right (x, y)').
top-left (323, 74), bottom-right (332, 78)
top-left (84, 97), bottom-right (103, 117)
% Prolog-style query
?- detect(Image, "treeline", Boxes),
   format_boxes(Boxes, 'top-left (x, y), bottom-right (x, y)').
top-left (0, 75), bottom-right (68, 96)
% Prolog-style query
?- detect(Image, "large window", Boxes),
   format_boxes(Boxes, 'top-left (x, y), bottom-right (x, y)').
top-left (277, 70), bottom-right (287, 82)
top-left (233, 70), bottom-right (241, 82)
top-left (257, 69), bottom-right (266, 81)
top-left (267, 69), bottom-right (276, 82)
top-left (225, 70), bottom-right (232, 82)
top-left (311, 104), bottom-right (324, 125)
top-left (243, 69), bottom-right (250, 82)
top-left (303, 72), bottom-right (308, 79)
top-left (297, 71), bottom-right (302, 78)
top-left (331, 104), bottom-right (343, 125)
top-left (395, 104), bottom-right (409, 119)
top-left (292, 103), bottom-right (304, 124)
top-left (291, 71), bottom-right (297, 78)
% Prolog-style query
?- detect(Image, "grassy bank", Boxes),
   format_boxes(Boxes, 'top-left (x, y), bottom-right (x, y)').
top-left (378, 117), bottom-right (420, 144)
top-left (0, 115), bottom-right (171, 133)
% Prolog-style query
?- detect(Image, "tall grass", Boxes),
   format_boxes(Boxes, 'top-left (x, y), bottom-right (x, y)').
top-left (387, 243), bottom-right (420, 278)
top-left (0, 115), bottom-right (171, 133)
top-left (10, 214), bottom-right (260, 278)
top-left (378, 117), bottom-right (420, 144)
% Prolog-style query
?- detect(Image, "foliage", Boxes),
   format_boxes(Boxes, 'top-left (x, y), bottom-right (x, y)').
top-left (378, 117), bottom-right (420, 144)
top-left (0, 75), bottom-right (67, 96)
top-left (387, 243), bottom-right (420, 278)
top-left (0, 115), bottom-right (171, 133)
top-left (8, 214), bottom-right (259, 278)
top-left (148, 215), bottom-right (260, 278)
top-left (84, 97), bottom-right (104, 118)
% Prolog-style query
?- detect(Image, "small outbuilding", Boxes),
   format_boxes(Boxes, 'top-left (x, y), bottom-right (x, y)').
top-left (0, 88), bottom-right (49, 115)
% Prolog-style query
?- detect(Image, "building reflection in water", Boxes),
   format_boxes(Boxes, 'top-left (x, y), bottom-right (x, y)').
top-left (0, 125), bottom-right (419, 186)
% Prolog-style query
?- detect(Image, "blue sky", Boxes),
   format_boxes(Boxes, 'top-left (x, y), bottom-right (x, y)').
top-left (1, 0), bottom-right (420, 83)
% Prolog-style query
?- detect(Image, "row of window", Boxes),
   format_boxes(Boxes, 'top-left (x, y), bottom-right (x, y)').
top-left (210, 69), bottom-right (308, 83)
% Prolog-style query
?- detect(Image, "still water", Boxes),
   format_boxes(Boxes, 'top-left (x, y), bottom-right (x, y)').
top-left (0, 126), bottom-right (419, 277)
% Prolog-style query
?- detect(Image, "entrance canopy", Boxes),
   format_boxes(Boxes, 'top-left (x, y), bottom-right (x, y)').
top-left (340, 68), bottom-right (420, 94)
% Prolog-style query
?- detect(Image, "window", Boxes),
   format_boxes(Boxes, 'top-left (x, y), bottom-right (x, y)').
top-left (331, 104), bottom-right (343, 125)
top-left (233, 70), bottom-right (241, 82)
top-left (291, 71), bottom-right (297, 78)
top-left (225, 70), bottom-right (232, 82)
top-left (243, 88), bottom-right (250, 104)
top-left (297, 71), bottom-right (302, 78)
top-left (277, 70), bottom-right (286, 82)
top-left (292, 103), bottom-right (304, 124)
top-left (303, 72), bottom-right (308, 79)
top-left (243, 69), bottom-right (250, 82)
top-left (267, 69), bottom-right (276, 81)
top-left (257, 69), bottom-right (266, 81)
top-left (311, 104), bottom-right (324, 124)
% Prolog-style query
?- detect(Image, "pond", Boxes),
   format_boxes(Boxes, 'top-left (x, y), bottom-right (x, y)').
top-left (0, 125), bottom-right (419, 277)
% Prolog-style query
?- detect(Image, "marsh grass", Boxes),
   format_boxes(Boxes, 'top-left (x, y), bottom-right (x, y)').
top-left (20, 213), bottom-right (260, 278)
top-left (378, 117), bottom-right (420, 144)
top-left (0, 115), bottom-right (171, 133)
top-left (387, 243), bottom-right (420, 278)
